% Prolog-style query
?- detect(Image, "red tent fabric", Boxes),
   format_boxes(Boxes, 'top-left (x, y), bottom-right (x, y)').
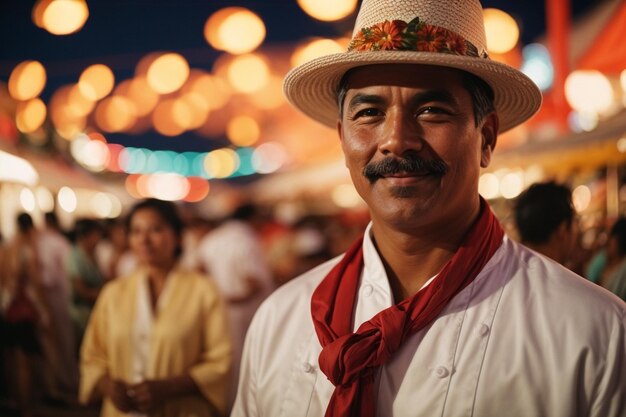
top-left (577, 0), bottom-right (626, 73)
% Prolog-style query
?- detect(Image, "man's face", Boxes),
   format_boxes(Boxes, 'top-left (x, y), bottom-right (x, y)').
top-left (337, 64), bottom-right (497, 232)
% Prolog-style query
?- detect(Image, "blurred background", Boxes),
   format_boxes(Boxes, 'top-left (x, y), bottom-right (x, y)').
top-left (0, 0), bottom-right (625, 246)
top-left (1, 1), bottom-right (626, 416)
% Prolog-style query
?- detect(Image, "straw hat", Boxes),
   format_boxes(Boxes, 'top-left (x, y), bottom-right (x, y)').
top-left (284, 0), bottom-right (542, 132)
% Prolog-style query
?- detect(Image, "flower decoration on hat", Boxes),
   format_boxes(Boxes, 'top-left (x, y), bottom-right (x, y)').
top-left (349, 17), bottom-right (484, 58)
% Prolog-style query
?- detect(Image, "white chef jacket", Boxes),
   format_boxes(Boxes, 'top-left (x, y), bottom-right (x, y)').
top-left (232, 225), bottom-right (626, 417)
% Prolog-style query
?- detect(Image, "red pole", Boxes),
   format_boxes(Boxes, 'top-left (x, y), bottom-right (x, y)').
top-left (546, 0), bottom-right (571, 134)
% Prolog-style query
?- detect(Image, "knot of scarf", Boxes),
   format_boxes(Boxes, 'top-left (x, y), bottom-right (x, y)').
top-left (311, 198), bottom-right (504, 417)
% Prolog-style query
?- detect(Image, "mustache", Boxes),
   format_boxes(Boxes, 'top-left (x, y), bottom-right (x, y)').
top-left (363, 155), bottom-right (448, 183)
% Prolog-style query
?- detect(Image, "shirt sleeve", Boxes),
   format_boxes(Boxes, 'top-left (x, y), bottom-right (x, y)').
top-left (188, 279), bottom-right (233, 415)
top-left (589, 310), bottom-right (626, 417)
top-left (78, 285), bottom-right (111, 404)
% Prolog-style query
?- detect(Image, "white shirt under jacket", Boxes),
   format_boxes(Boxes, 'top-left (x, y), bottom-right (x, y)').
top-left (231, 224), bottom-right (626, 417)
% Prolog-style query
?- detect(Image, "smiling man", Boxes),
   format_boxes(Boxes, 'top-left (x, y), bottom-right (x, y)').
top-left (231, 1), bottom-right (626, 416)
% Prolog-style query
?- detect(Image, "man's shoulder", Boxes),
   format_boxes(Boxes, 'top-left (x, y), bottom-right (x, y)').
top-left (504, 238), bottom-right (626, 318)
top-left (251, 255), bottom-right (343, 326)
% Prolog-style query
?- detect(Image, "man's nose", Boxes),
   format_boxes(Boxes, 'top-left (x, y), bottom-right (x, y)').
top-left (378, 110), bottom-right (423, 156)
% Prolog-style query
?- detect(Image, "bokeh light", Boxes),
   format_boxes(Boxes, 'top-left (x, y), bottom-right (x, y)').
top-left (152, 99), bottom-right (187, 136)
top-left (16, 98), bottom-right (47, 133)
top-left (146, 53), bottom-right (190, 94)
top-left (500, 172), bottom-right (524, 199)
top-left (147, 173), bottom-right (190, 201)
top-left (78, 64), bottom-right (115, 101)
top-left (114, 77), bottom-right (159, 117)
top-left (479, 173), bottom-right (500, 200)
top-left (40, 0), bottom-right (89, 35)
top-left (184, 72), bottom-right (231, 110)
top-left (291, 38), bottom-right (344, 67)
top-left (565, 70), bottom-right (614, 114)
top-left (204, 7), bottom-right (266, 54)
top-left (521, 43), bottom-right (554, 91)
top-left (252, 142), bottom-right (288, 174)
top-left (36, 186), bottom-right (55, 212)
top-left (227, 115), bottom-right (260, 146)
top-left (297, 0), bottom-right (357, 22)
top-left (184, 177), bottom-right (210, 202)
top-left (20, 188), bottom-right (36, 213)
top-left (247, 76), bottom-right (285, 110)
top-left (58, 186), bottom-right (77, 213)
top-left (95, 96), bottom-right (137, 132)
top-left (0, 150), bottom-right (39, 186)
top-left (572, 185), bottom-right (592, 213)
top-left (225, 54), bottom-right (270, 93)
top-left (204, 149), bottom-right (240, 178)
top-left (8, 61), bottom-right (47, 101)
top-left (483, 8), bottom-right (519, 54)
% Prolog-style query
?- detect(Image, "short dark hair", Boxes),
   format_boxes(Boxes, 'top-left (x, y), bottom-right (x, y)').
top-left (514, 182), bottom-right (575, 245)
top-left (609, 217), bottom-right (626, 257)
top-left (74, 218), bottom-right (104, 239)
top-left (337, 65), bottom-right (495, 126)
top-left (16, 212), bottom-right (34, 233)
top-left (125, 198), bottom-right (184, 258)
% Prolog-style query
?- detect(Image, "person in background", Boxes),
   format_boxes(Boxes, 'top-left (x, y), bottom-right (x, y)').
top-left (80, 198), bottom-right (231, 417)
top-left (598, 217), bottom-right (626, 301)
top-left (193, 202), bottom-right (273, 411)
top-left (67, 218), bottom-right (105, 340)
top-left (513, 181), bottom-right (577, 266)
top-left (37, 211), bottom-right (78, 402)
top-left (1, 213), bottom-right (46, 417)
top-left (232, 0), bottom-right (626, 416)
top-left (95, 218), bottom-right (137, 281)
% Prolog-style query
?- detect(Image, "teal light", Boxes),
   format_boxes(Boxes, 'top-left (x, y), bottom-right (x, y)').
top-left (154, 150), bottom-right (173, 173)
top-left (128, 148), bottom-right (149, 173)
top-left (235, 147), bottom-right (256, 176)
top-left (173, 153), bottom-right (191, 176)
top-left (145, 150), bottom-right (159, 173)
top-left (193, 153), bottom-right (211, 179)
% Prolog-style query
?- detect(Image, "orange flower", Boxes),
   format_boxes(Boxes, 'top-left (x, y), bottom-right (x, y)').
top-left (416, 25), bottom-right (447, 52)
top-left (370, 20), bottom-right (408, 50)
top-left (445, 31), bottom-right (467, 55)
top-left (349, 31), bottom-right (374, 51)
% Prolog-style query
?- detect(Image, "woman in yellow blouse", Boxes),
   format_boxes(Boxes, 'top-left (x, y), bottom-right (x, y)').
top-left (79, 199), bottom-right (232, 417)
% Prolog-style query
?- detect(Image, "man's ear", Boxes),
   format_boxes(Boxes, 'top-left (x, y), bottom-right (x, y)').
top-left (337, 119), bottom-right (348, 168)
top-left (480, 112), bottom-right (499, 168)
top-left (337, 119), bottom-right (343, 142)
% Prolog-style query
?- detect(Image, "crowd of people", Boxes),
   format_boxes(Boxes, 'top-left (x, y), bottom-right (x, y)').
top-left (0, 198), bottom-right (368, 416)
top-left (0, 184), bottom-right (624, 416)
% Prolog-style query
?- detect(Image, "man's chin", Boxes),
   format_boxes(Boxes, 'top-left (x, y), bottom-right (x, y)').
top-left (388, 185), bottom-right (422, 198)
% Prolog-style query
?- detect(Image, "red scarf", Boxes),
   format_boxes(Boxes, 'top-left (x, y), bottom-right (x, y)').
top-left (311, 199), bottom-right (504, 417)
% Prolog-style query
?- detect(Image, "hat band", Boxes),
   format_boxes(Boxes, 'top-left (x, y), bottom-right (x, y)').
top-left (348, 17), bottom-right (488, 59)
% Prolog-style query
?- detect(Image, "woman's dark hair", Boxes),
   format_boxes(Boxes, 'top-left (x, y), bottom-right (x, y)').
top-left (125, 198), bottom-right (184, 258)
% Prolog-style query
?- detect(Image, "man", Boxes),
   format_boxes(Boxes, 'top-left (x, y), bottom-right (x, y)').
top-left (232, 1), bottom-right (626, 416)
top-left (514, 181), bottom-right (577, 265)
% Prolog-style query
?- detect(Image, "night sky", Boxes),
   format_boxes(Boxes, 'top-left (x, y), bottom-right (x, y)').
top-left (0, 0), bottom-right (599, 153)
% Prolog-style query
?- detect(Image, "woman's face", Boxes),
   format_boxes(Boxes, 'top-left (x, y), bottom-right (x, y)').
top-left (128, 207), bottom-right (179, 267)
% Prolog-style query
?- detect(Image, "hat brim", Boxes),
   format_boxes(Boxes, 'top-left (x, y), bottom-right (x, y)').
top-left (284, 51), bottom-right (542, 133)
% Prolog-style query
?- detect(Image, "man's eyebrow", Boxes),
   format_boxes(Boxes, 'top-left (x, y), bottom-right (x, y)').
top-left (346, 94), bottom-right (386, 113)
top-left (409, 89), bottom-right (458, 107)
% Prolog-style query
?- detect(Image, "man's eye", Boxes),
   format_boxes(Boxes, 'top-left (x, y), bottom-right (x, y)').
top-left (418, 106), bottom-right (449, 116)
top-left (353, 108), bottom-right (383, 119)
